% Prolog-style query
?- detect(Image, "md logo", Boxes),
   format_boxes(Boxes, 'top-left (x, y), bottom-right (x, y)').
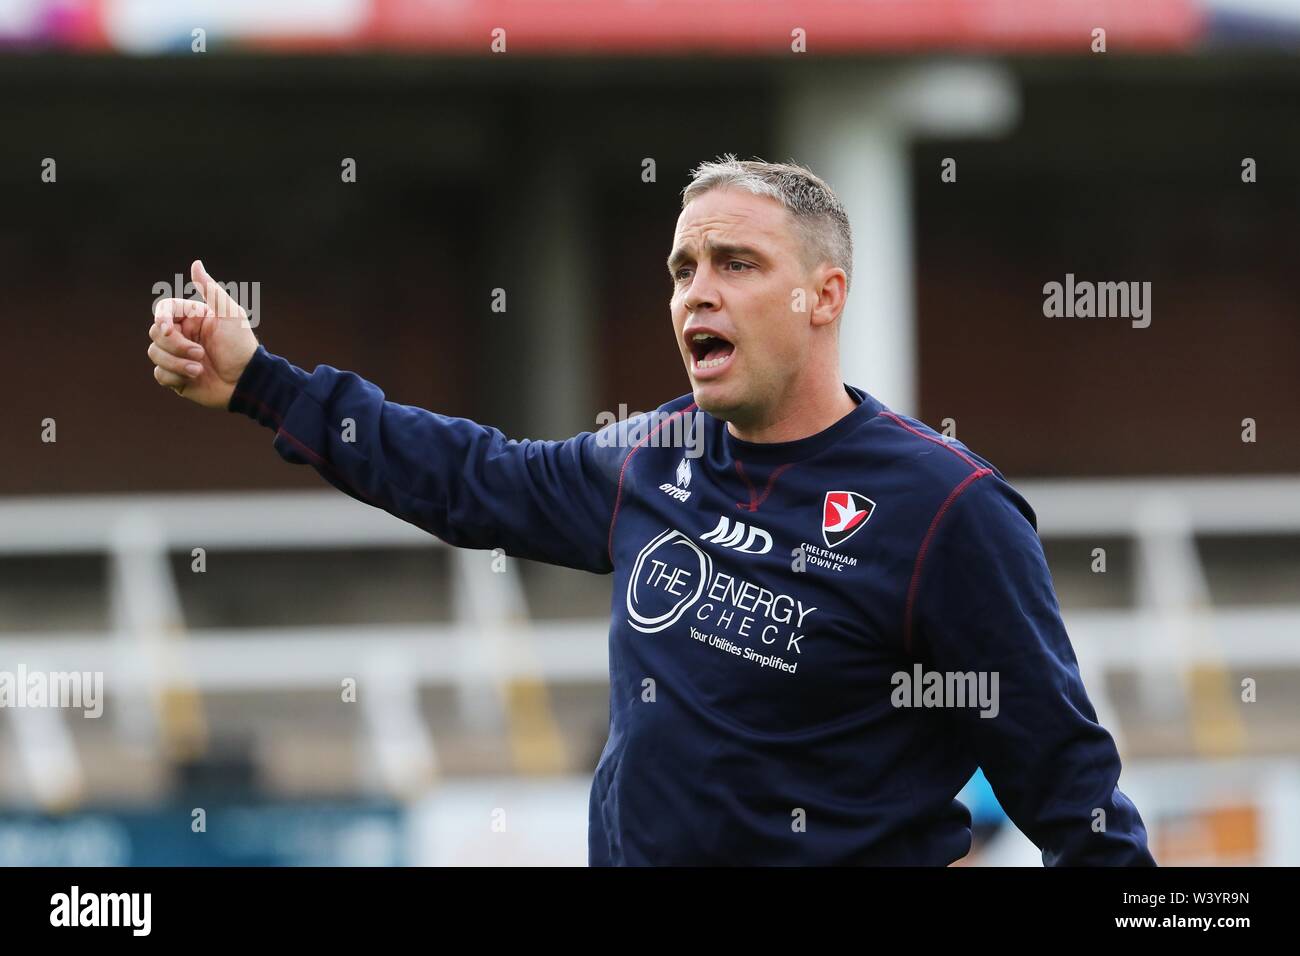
top-left (700, 515), bottom-right (772, 555)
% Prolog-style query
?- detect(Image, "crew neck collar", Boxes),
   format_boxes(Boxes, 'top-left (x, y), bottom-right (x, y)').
top-left (710, 385), bottom-right (882, 464)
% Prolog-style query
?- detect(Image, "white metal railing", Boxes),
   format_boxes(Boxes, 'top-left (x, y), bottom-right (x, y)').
top-left (1018, 475), bottom-right (1300, 755)
top-left (1015, 476), bottom-right (1300, 534)
top-left (0, 491), bottom-right (568, 805)
top-left (2, 478), bottom-right (1299, 807)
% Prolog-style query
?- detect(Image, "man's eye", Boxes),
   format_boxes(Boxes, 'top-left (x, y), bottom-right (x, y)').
top-left (673, 268), bottom-right (693, 282)
top-left (725, 260), bottom-right (752, 272)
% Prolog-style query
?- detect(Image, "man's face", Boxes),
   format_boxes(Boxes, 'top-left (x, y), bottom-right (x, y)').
top-left (668, 187), bottom-right (814, 425)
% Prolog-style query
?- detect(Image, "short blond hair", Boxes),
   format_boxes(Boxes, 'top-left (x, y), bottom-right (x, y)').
top-left (681, 154), bottom-right (853, 288)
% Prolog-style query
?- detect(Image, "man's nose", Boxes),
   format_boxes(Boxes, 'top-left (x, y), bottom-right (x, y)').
top-left (684, 267), bottom-right (719, 312)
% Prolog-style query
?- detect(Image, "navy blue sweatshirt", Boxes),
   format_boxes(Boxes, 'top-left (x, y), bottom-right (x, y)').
top-left (229, 345), bottom-right (1155, 866)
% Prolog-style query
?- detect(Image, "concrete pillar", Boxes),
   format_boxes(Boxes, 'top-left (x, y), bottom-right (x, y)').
top-left (777, 61), bottom-right (1019, 416)
top-left (484, 130), bottom-right (595, 441)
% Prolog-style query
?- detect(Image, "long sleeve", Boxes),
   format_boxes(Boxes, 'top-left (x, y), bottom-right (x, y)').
top-left (910, 472), bottom-right (1156, 866)
top-left (227, 344), bottom-right (623, 574)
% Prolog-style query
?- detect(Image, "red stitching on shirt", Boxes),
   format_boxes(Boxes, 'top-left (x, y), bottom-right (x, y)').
top-left (232, 389), bottom-right (285, 427)
top-left (734, 460), bottom-right (795, 512)
top-left (275, 426), bottom-right (326, 468)
top-left (879, 411), bottom-right (982, 471)
top-left (755, 462), bottom-right (795, 509)
top-left (903, 468), bottom-right (993, 655)
top-left (274, 425), bottom-right (394, 521)
top-left (607, 402), bottom-right (698, 564)
top-left (734, 460), bottom-right (756, 510)
top-left (880, 410), bottom-right (999, 653)
top-left (276, 425), bottom-right (460, 548)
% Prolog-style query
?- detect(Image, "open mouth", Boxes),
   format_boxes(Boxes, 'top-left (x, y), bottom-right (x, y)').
top-left (688, 331), bottom-right (736, 372)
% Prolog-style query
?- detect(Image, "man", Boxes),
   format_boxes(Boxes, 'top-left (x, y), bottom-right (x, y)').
top-left (147, 156), bottom-right (1154, 866)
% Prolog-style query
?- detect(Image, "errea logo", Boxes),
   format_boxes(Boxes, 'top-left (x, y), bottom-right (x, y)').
top-left (660, 457), bottom-right (693, 502)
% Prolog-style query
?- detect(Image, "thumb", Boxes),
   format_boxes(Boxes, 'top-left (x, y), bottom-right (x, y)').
top-left (191, 259), bottom-right (241, 320)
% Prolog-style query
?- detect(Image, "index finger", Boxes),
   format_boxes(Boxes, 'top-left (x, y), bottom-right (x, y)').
top-left (154, 297), bottom-right (212, 322)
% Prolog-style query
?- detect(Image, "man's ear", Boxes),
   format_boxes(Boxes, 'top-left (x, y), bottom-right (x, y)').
top-left (809, 267), bottom-right (848, 329)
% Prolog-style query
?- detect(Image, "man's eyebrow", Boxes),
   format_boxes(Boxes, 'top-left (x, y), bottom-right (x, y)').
top-left (667, 241), bottom-right (769, 274)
